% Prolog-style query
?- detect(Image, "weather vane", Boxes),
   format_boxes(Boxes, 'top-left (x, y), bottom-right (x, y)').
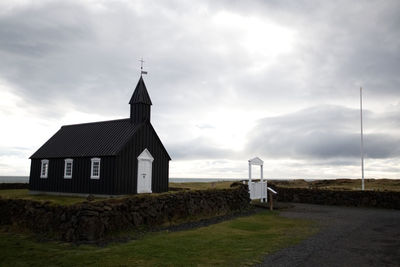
top-left (139, 58), bottom-right (148, 75)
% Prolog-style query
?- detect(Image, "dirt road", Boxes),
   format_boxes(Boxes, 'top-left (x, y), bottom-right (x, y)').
top-left (258, 203), bottom-right (400, 267)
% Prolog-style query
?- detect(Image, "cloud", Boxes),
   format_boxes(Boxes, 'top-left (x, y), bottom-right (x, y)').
top-left (214, 0), bottom-right (400, 107)
top-left (1, 0), bottom-right (399, 117)
top-left (0, 0), bottom-right (399, 177)
top-left (0, 146), bottom-right (30, 157)
top-left (247, 105), bottom-right (400, 160)
top-left (196, 124), bottom-right (215, 129)
top-left (168, 137), bottom-right (235, 160)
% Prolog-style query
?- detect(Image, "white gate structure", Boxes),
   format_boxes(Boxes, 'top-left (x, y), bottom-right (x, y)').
top-left (246, 157), bottom-right (277, 203)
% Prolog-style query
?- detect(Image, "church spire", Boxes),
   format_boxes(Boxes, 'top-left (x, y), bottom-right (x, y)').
top-left (129, 76), bottom-right (152, 105)
top-left (130, 76), bottom-right (152, 124)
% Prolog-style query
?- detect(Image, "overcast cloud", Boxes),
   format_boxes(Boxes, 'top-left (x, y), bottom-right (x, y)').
top-left (0, 0), bottom-right (399, 178)
top-left (247, 105), bottom-right (400, 160)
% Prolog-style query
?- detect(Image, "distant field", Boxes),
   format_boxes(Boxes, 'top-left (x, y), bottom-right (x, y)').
top-left (169, 181), bottom-right (234, 190)
top-left (268, 179), bottom-right (400, 192)
top-left (169, 179), bottom-right (400, 192)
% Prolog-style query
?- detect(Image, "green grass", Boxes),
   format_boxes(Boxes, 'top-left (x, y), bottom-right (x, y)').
top-left (0, 189), bottom-right (92, 205)
top-left (0, 211), bottom-right (317, 266)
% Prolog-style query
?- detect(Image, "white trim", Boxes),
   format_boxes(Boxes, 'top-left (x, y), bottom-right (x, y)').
top-left (64, 158), bottom-right (73, 179)
top-left (90, 158), bottom-right (101, 179)
top-left (137, 148), bottom-right (154, 162)
top-left (40, 159), bottom-right (49, 178)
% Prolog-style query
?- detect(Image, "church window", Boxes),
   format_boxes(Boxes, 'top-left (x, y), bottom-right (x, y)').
top-left (90, 158), bottom-right (101, 179)
top-left (64, 159), bottom-right (73, 179)
top-left (40, 159), bottom-right (49, 178)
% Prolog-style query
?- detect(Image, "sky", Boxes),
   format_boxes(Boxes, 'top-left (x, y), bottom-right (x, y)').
top-left (0, 0), bottom-right (399, 179)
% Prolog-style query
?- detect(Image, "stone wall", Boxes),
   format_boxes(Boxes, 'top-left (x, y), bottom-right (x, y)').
top-left (0, 183), bottom-right (29, 190)
top-left (274, 187), bottom-right (400, 209)
top-left (0, 183), bottom-right (250, 242)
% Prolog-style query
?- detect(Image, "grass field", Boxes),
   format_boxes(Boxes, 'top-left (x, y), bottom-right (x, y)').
top-left (169, 179), bottom-right (400, 191)
top-left (0, 211), bottom-right (316, 267)
top-left (169, 181), bottom-right (234, 190)
top-left (269, 178), bottom-right (400, 191)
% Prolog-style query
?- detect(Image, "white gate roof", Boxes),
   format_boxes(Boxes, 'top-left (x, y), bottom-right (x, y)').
top-left (248, 157), bottom-right (263, 165)
top-left (137, 148), bottom-right (154, 161)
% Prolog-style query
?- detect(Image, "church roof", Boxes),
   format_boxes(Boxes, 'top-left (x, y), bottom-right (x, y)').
top-left (30, 76), bottom-right (172, 160)
top-left (129, 76), bottom-right (152, 105)
top-left (30, 119), bottom-right (142, 159)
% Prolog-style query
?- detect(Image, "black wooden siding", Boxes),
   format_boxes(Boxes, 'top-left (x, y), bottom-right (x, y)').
top-left (29, 157), bottom-right (116, 195)
top-left (130, 103), bottom-right (151, 125)
top-left (115, 123), bottom-right (169, 194)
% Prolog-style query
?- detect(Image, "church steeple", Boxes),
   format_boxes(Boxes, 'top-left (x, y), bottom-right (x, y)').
top-left (130, 75), bottom-right (152, 124)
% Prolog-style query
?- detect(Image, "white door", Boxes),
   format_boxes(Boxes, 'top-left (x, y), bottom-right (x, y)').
top-left (137, 149), bottom-right (153, 193)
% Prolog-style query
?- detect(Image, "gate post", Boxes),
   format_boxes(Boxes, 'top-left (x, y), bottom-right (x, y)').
top-left (260, 164), bottom-right (265, 203)
top-left (248, 161), bottom-right (252, 184)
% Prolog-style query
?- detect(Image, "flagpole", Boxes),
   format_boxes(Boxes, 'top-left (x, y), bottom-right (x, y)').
top-left (360, 87), bottom-right (365, 191)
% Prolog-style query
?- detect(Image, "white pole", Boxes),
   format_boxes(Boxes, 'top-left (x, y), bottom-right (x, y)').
top-left (265, 165), bottom-right (268, 203)
top-left (260, 165), bottom-right (264, 202)
top-left (248, 161), bottom-right (252, 184)
top-left (248, 161), bottom-right (252, 199)
top-left (360, 87), bottom-right (365, 191)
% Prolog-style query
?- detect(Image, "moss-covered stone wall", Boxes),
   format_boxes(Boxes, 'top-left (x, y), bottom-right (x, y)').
top-left (274, 187), bottom-right (400, 209)
top-left (0, 183), bottom-right (29, 190)
top-left (0, 183), bottom-right (250, 242)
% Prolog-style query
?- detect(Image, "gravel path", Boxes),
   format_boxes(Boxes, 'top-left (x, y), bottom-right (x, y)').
top-left (258, 203), bottom-right (400, 267)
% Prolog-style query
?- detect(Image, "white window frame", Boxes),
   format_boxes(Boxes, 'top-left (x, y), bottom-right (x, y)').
top-left (64, 158), bottom-right (73, 179)
top-left (40, 159), bottom-right (49, 178)
top-left (90, 158), bottom-right (101, 179)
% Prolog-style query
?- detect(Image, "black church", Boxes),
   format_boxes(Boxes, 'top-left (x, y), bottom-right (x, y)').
top-left (29, 76), bottom-right (171, 195)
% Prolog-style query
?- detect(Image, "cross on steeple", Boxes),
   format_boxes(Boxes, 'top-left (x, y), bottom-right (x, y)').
top-left (139, 58), bottom-right (147, 75)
